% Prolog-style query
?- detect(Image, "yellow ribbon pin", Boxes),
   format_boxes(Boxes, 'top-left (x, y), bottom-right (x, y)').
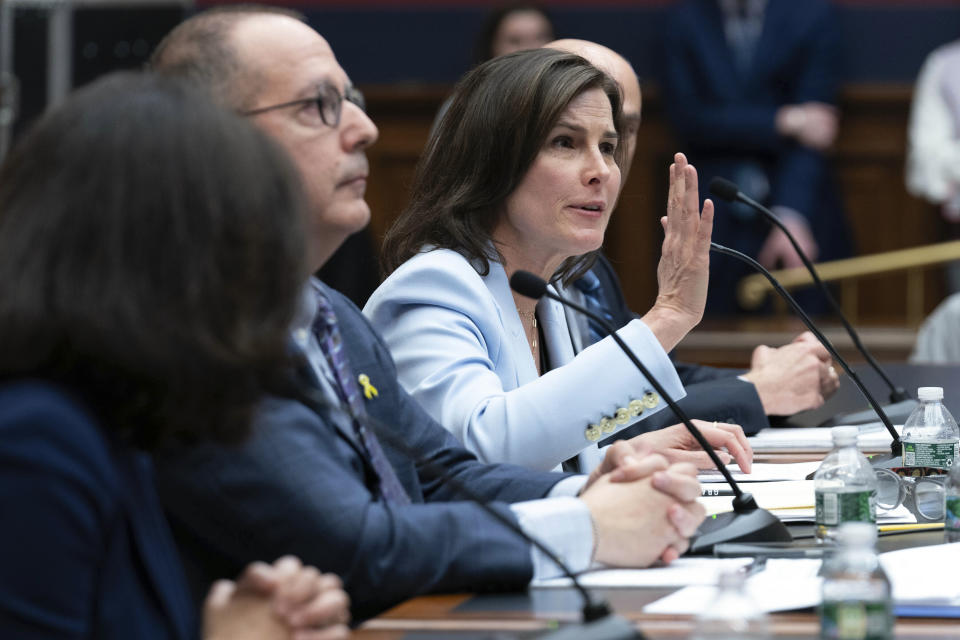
top-left (358, 373), bottom-right (378, 400)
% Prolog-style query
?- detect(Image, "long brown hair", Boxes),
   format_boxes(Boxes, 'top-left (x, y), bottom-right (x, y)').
top-left (381, 48), bottom-right (623, 283)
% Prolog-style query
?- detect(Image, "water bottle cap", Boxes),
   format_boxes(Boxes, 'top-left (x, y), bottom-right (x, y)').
top-left (918, 387), bottom-right (944, 401)
top-left (837, 521), bottom-right (877, 546)
top-left (831, 426), bottom-right (859, 445)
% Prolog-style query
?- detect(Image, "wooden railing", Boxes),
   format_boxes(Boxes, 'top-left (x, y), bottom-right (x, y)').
top-left (738, 240), bottom-right (960, 324)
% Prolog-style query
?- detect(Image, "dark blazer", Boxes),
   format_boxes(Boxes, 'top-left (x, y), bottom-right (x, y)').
top-left (661, 0), bottom-right (850, 313)
top-left (0, 381), bottom-right (195, 639)
top-left (582, 253), bottom-right (768, 441)
top-left (156, 283), bottom-right (569, 622)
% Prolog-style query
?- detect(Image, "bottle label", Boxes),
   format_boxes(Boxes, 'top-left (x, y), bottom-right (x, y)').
top-left (901, 441), bottom-right (958, 468)
top-left (815, 490), bottom-right (876, 527)
top-left (947, 496), bottom-right (960, 536)
top-left (820, 600), bottom-right (892, 640)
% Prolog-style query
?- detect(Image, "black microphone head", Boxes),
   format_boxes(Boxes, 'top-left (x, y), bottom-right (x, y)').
top-left (709, 176), bottom-right (741, 202)
top-left (510, 270), bottom-right (547, 300)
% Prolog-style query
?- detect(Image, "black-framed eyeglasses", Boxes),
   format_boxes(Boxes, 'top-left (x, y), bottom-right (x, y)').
top-left (875, 468), bottom-right (947, 522)
top-left (242, 82), bottom-right (365, 128)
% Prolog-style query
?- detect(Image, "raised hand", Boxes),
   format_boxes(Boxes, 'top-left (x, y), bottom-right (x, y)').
top-left (641, 152), bottom-right (714, 352)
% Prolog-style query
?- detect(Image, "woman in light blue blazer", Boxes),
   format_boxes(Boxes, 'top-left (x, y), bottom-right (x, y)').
top-left (365, 49), bottom-right (751, 472)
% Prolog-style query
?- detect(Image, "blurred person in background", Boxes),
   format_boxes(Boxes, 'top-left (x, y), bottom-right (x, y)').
top-left (432, 3), bottom-right (556, 133)
top-left (661, 0), bottom-right (852, 315)
top-left (906, 38), bottom-right (960, 293)
top-left (474, 3), bottom-right (555, 63)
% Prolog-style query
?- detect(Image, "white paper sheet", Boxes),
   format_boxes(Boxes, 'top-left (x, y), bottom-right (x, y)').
top-left (880, 542), bottom-right (960, 604)
top-left (642, 559), bottom-right (823, 614)
top-left (698, 461), bottom-right (823, 483)
top-left (748, 424), bottom-right (903, 453)
top-left (698, 480), bottom-right (815, 515)
top-left (532, 557), bottom-right (753, 589)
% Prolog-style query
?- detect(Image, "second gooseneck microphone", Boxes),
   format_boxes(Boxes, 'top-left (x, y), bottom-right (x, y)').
top-left (708, 176), bottom-right (914, 418)
top-left (510, 270), bottom-right (792, 553)
top-left (710, 242), bottom-right (903, 463)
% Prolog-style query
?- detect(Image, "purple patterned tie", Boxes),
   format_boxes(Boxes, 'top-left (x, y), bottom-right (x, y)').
top-left (312, 292), bottom-right (411, 505)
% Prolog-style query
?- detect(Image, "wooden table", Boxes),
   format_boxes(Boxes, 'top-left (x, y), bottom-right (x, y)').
top-left (354, 442), bottom-right (960, 638)
top-left (356, 581), bottom-right (958, 638)
top-left (355, 528), bottom-right (955, 638)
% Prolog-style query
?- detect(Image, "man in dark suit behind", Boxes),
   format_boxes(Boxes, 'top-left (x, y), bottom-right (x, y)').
top-left (149, 6), bottom-right (708, 623)
top-left (661, 0), bottom-right (852, 315)
top-left (546, 38), bottom-right (840, 437)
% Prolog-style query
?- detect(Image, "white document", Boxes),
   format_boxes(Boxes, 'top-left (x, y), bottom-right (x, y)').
top-left (532, 557), bottom-right (753, 589)
top-left (880, 542), bottom-right (960, 604)
top-left (749, 424), bottom-right (903, 453)
top-left (698, 461), bottom-right (823, 483)
top-left (642, 559), bottom-right (823, 614)
top-left (641, 544), bottom-right (960, 615)
top-left (698, 480), bottom-right (815, 516)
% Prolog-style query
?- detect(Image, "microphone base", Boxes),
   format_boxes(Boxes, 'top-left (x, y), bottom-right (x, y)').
top-left (534, 614), bottom-right (645, 639)
top-left (686, 507), bottom-right (792, 555)
top-left (820, 398), bottom-right (918, 428)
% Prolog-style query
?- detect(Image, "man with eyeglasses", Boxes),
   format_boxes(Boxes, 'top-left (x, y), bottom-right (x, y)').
top-left (149, 6), bottom-right (708, 623)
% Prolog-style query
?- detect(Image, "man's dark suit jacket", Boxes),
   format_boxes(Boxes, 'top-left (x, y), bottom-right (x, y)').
top-left (661, 0), bottom-right (851, 314)
top-left (0, 381), bottom-right (195, 639)
top-left (584, 253), bottom-right (769, 443)
top-left (156, 283), bottom-right (570, 622)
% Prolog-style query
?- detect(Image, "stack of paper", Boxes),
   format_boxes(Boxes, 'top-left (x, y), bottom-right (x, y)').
top-left (697, 480), bottom-right (916, 524)
top-left (698, 461), bottom-right (822, 483)
top-left (535, 545), bottom-right (960, 616)
top-left (748, 424), bottom-right (903, 453)
top-left (880, 542), bottom-right (960, 605)
top-left (532, 557), bottom-right (754, 589)
top-left (645, 542), bottom-right (960, 615)
top-left (642, 559), bottom-right (823, 614)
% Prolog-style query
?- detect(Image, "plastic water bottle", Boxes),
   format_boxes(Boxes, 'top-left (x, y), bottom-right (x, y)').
top-left (819, 522), bottom-right (893, 640)
top-left (690, 570), bottom-right (770, 640)
top-left (946, 458), bottom-right (960, 543)
top-left (901, 387), bottom-right (959, 470)
top-left (814, 426), bottom-right (877, 542)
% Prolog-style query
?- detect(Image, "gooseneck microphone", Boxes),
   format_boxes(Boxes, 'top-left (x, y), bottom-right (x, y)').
top-left (710, 242), bottom-right (903, 465)
top-left (510, 270), bottom-right (792, 554)
top-left (291, 382), bottom-right (644, 639)
top-left (708, 176), bottom-right (916, 426)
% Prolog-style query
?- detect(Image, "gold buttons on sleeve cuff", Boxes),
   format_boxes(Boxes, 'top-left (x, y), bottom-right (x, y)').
top-left (642, 392), bottom-right (660, 409)
top-left (589, 395), bottom-right (658, 442)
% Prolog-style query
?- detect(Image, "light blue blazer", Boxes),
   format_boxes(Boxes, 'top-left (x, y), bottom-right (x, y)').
top-left (363, 249), bottom-right (685, 471)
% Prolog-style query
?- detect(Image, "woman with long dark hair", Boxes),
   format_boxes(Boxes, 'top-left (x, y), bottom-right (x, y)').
top-left (366, 49), bottom-right (751, 473)
top-left (0, 72), bottom-right (349, 639)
